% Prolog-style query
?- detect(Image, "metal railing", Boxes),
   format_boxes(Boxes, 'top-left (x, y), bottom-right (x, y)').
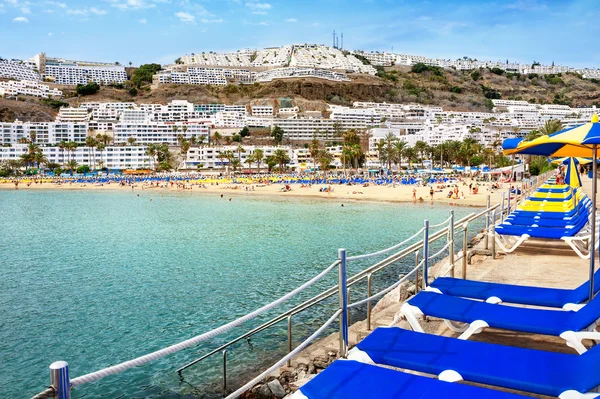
top-left (34, 177), bottom-right (553, 399)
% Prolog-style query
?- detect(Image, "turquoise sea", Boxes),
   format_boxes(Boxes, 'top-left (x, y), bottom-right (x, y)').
top-left (0, 189), bottom-right (480, 398)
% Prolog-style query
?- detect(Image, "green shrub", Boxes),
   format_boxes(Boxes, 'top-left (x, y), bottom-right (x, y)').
top-left (76, 82), bottom-right (100, 96)
top-left (449, 86), bottom-right (463, 93)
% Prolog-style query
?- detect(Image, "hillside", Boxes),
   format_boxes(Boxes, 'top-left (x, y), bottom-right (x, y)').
top-left (2, 66), bottom-right (600, 122)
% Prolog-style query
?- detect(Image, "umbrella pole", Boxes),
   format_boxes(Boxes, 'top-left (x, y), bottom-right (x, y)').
top-left (590, 145), bottom-right (598, 303)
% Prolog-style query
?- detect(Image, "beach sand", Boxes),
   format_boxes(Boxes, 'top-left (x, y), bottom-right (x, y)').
top-left (0, 178), bottom-right (513, 207)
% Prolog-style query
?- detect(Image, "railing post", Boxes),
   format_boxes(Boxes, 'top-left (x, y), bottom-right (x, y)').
top-left (423, 220), bottom-right (429, 288)
top-left (222, 350), bottom-right (227, 397)
top-left (50, 361), bottom-right (71, 399)
top-left (286, 316), bottom-right (292, 367)
top-left (462, 222), bottom-right (469, 279)
top-left (414, 252), bottom-right (420, 293)
top-left (491, 210), bottom-right (496, 259)
top-left (485, 196), bottom-right (490, 250)
top-left (501, 193), bottom-right (506, 222)
top-left (347, 287), bottom-right (351, 326)
top-left (507, 187), bottom-right (511, 215)
top-left (338, 249), bottom-right (348, 358)
top-left (366, 273), bottom-right (372, 331)
top-left (449, 211), bottom-right (455, 277)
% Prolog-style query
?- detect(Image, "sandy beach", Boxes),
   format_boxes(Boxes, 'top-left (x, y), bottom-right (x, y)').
top-left (0, 178), bottom-right (514, 207)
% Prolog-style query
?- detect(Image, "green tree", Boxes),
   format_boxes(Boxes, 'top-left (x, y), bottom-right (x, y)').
top-left (76, 82), bottom-right (100, 96)
top-left (309, 138), bottom-right (321, 172)
top-left (319, 151), bottom-right (334, 173)
top-left (131, 63), bottom-right (162, 88)
top-left (414, 140), bottom-right (429, 169)
top-left (212, 131), bottom-right (222, 146)
top-left (239, 126), bottom-right (251, 138)
top-left (271, 125), bottom-right (285, 144)
top-left (253, 148), bottom-right (264, 173)
top-left (66, 159), bottom-right (78, 175)
top-left (273, 149), bottom-right (290, 171)
top-left (540, 119), bottom-right (565, 136)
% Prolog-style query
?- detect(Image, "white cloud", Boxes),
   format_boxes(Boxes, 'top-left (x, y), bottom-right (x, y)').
top-left (138, 17), bottom-right (147, 23)
top-left (21, 6), bottom-right (30, 13)
top-left (66, 7), bottom-right (107, 16)
top-left (107, 0), bottom-right (165, 11)
top-left (48, 32), bottom-right (52, 36)
top-left (4, 0), bottom-right (19, 5)
top-left (46, 1), bottom-right (66, 8)
top-left (245, 2), bottom-right (271, 12)
top-left (200, 18), bottom-right (223, 23)
top-left (13, 16), bottom-right (29, 22)
top-left (285, 18), bottom-right (297, 23)
top-left (175, 11), bottom-right (194, 23)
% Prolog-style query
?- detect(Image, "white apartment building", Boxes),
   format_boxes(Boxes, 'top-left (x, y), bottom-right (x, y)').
top-left (251, 105), bottom-right (274, 117)
top-left (0, 80), bottom-right (62, 99)
top-left (44, 65), bottom-right (127, 85)
top-left (212, 111), bottom-right (247, 128)
top-left (113, 122), bottom-right (210, 144)
top-left (352, 51), bottom-right (397, 67)
top-left (254, 67), bottom-right (351, 82)
top-left (195, 104), bottom-right (247, 114)
top-left (329, 107), bottom-right (382, 125)
top-left (0, 59), bottom-right (40, 81)
top-left (0, 122), bottom-right (88, 145)
top-left (80, 102), bottom-right (137, 111)
top-left (185, 145), bottom-right (292, 169)
top-left (57, 108), bottom-right (90, 122)
top-left (0, 145), bottom-right (151, 170)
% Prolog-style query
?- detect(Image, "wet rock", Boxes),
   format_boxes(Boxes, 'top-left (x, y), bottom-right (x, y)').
top-left (257, 384), bottom-right (273, 399)
top-left (307, 362), bottom-right (316, 374)
top-left (268, 379), bottom-right (287, 398)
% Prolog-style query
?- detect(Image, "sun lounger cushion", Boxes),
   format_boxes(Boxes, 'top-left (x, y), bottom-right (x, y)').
top-left (355, 328), bottom-right (600, 397)
top-left (407, 290), bottom-right (600, 336)
top-left (298, 360), bottom-right (528, 399)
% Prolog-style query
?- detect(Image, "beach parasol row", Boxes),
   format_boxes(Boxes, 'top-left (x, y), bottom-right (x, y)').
top-left (502, 114), bottom-right (600, 302)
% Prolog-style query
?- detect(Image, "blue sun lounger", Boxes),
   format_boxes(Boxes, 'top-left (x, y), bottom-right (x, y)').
top-left (428, 267), bottom-right (600, 308)
top-left (401, 290), bottom-right (600, 354)
top-left (292, 359), bottom-right (529, 399)
top-left (348, 328), bottom-right (600, 399)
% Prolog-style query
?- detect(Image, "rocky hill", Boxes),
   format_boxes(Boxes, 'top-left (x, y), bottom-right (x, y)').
top-left (2, 66), bottom-right (600, 122)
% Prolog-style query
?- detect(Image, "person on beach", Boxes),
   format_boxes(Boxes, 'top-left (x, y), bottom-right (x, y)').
top-left (412, 188), bottom-right (416, 201)
top-left (429, 187), bottom-right (434, 200)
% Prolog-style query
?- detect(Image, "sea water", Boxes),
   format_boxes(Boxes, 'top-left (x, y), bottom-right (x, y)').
top-left (0, 189), bottom-right (479, 398)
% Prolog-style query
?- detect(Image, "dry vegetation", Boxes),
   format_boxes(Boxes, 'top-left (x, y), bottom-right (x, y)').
top-left (2, 66), bottom-right (600, 123)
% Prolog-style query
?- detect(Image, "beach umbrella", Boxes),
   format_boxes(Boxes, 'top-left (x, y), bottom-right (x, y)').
top-left (551, 157), bottom-right (594, 165)
top-left (503, 114), bottom-right (600, 302)
top-left (564, 157), bottom-right (582, 189)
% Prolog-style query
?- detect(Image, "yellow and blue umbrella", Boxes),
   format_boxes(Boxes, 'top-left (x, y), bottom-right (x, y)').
top-left (551, 157), bottom-right (593, 165)
top-left (564, 157), bottom-right (582, 188)
top-left (502, 114), bottom-right (600, 301)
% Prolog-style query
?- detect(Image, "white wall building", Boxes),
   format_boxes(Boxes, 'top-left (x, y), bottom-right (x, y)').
top-left (0, 60), bottom-right (40, 81)
top-left (113, 122), bottom-right (210, 144)
top-left (0, 80), bottom-right (62, 99)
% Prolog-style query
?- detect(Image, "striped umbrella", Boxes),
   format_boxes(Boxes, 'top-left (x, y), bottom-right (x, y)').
top-left (551, 157), bottom-right (594, 165)
top-left (503, 114), bottom-right (600, 301)
top-left (564, 157), bottom-right (582, 188)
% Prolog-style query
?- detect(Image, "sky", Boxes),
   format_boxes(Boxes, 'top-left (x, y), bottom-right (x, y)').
top-left (1, 0), bottom-right (599, 68)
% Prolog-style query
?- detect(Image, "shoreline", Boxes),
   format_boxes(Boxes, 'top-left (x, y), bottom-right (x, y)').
top-left (0, 180), bottom-right (509, 207)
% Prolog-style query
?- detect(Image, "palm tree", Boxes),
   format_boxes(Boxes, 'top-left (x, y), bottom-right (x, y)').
top-left (216, 151), bottom-right (226, 172)
top-left (319, 151), bottom-right (334, 174)
top-left (392, 140), bottom-right (407, 169)
top-left (341, 145), bottom-right (353, 175)
top-left (145, 144), bottom-right (158, 172)
top-left (245, 154), bottom-right (254, 171)
top-left (384, 133), bottom-right (397, 170)
top-left (180, 139), bottom-right (191, 170)
top-left (85, 136), bottom-right (98, 170)
top-left (540, 120), bottom-right (565, 136)
top-left (414, 140), bottom-right (429, 169)
top-left (230, 157), bottom-right (241, 172)
top-left (309, 138), bottom-right (320, 172)
top-left (96, 143), bottom-right (106, 171)
top-left (126, 137), bottom-right (137, 146)
top-left (236, 143), bottom-right (246, 160)
top-left (525, 129), bottom-right (544, 142)
top-left (375, 139), bottom-right (386, 169)
top-left (273, 149), bottom-right (290, 171)
top-left (66, 159), bottom-right (78, 176)
top-left (403, 147), bottom-right (417, 167)
top-left (212, 131), bottom-right (222, 146)
top-left (460, 138), bottom-right (481, 167)
top-left (253, 148), bottom-right (264, 173)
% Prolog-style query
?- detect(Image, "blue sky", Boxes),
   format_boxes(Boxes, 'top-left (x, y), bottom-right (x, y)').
top-left (1, 0), bottom-right (599, 68)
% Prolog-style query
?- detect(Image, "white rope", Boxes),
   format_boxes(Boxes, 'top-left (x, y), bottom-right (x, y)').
top-left (348, 260), bottom-right (424, 309)
top-left (429, 216), bottom-right (452, 229)
top-left (428, 242), bottom-right (450, 260)
top-left (224, 310), bottom-right (342, 399)
top-left (70, 260), bottom-right (341, 386)
top-left (347, 227), bottom-right (425, 261)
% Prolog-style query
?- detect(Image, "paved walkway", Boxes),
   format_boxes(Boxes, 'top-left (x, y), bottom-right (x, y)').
top-left (282, 175), bottom-right (599, 398)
